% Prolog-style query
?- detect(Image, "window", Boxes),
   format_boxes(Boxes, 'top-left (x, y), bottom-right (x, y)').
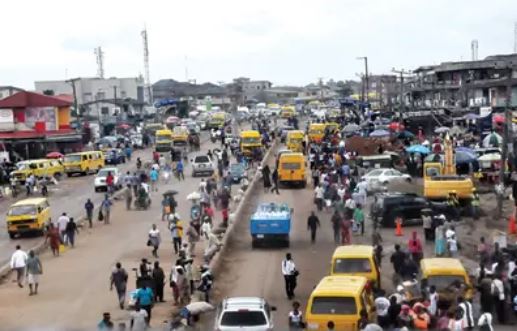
top-left (426, 275), bottom-right (466, 291)
top-left (220, 311), bottom-right (267, 326)
top-left (8, 205), bottom-right (37, 216)
top-left (195, 156), bottom-right (210, 163)
top-left (311, 297), bottom-right (357, 315)
top-left (333, 258), bottom-right (372, 273)
top-left (64, 155), bottom-right (81, 163)
top-left (281, 162), bottom-right (301, 170)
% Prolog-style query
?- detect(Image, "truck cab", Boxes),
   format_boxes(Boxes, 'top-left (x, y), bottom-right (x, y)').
top-left (423, 162), bottom-right (473, 201)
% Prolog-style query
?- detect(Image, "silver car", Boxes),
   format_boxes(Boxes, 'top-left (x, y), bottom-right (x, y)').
top-left (191, 154), bottom-right (214, 177)
top-left (215, 297), bottom-right (276, 331)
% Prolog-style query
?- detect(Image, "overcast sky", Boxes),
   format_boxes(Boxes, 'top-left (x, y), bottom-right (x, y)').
top-left (1, 0), bottom-right (517, 89)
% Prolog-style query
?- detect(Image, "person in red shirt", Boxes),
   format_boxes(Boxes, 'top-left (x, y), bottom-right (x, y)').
top-left (106, 172), bottom-right (114, 195)
top-left (408, 231), bottom-right (423, 264)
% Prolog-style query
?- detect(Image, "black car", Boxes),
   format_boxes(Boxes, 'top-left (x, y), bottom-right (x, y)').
top-left (371, 192), bottom-right (451, 227)
top-left (229, 163), bottom-right (246, 183)
top-left (104, 149), bottom-right (126, 165)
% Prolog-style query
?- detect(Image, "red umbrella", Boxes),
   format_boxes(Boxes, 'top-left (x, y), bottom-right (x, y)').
top-left (388, 122), bottom-right (405, 132)
top-left (117, 123), bottom-right (131, 129)
top-left (493, 114), bottom-right (504, 124)
top-left (46, 151), bottom-right (63, 159)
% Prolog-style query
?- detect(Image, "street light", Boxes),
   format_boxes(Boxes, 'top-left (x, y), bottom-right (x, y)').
top-left (357, 57), bottom-right (369, 104)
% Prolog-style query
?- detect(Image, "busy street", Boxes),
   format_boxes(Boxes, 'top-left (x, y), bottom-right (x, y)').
top-left (4, 1), bottom-right (517, 331)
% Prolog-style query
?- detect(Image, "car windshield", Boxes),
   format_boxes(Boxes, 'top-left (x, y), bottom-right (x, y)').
top-left (427, 275), bottom-right (466, 291)
top-left (241, 137), bottom-right (260, 144)
top-left (195, 156), bottom-right (210, 163)
top-left (16, 162), bottom-right (31, 170)
top-left (333, 258), bottom-right (372, 273)
top-left (97, 169), bottom-right (115, 178)
top-left (64, 155), bottom-right (81, 163)
top-left (156, 135), bottom-right (171, 142)
top-left (366, 170), bottom-right (384, 177)
top-left (311, 297), bottom-right (357, 315)
top-left (220, 311), bottom-right (267, 326)
top-left (8, 205), bottom-right (37, 216)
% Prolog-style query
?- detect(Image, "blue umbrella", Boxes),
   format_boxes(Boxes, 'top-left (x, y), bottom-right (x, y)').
top-left (398, 130), bottom-right (415, 139)
top-left (369, 129), bottom-right (390, 137)
top-left (406, 145), bottom-right (431, 154)
top-left (455, 146), bottom-right (475, 155)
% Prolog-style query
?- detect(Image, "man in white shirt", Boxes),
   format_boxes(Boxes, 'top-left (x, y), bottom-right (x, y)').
top-left (491, 276), bottom-right (506, 323)
top-left (281, 253), bottom-right (297, 299)
top-left (130, 304), bottom-right (148, 331)
top-left (56, 212), bottom-right (70, 243)
top-left (458, 296), bottom-right (474, 329)
top-left (10, 245), bottom-right (28, 288)
top-left (374, 291), bottom-right (391, 328)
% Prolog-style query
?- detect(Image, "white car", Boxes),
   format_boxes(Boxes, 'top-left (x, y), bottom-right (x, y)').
top-left (94, 167), bottom-right (121, 192)
top-left (191, 154), bottom-right (215, 177)
top-left (215, 297), bottom-right (276, 331)
top-left (362, 168), bottom-right (411, 191)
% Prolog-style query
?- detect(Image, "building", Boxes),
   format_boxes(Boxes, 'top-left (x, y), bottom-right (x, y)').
top-left (0, 86), bottom-right (24, 100)
top-left (229, 77), bottom-right (272, 102)
top-left (34, 77), bottom-right (146, 119)
top-left (152, 79), bottom-right (229, 106)
top-left (0, 91), bottom-right (81, 159)
top-left (407, 54), bottom-right (517, 112)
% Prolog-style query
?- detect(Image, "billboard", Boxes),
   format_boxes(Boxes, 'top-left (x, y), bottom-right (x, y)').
top-left (25, 107), bottom-right (57, 131)
top-left (0, 109), bottom-right (14, 132)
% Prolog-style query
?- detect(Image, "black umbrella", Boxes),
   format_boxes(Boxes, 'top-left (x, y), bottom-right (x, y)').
top-left (163, 190), bottom-right (179, 196)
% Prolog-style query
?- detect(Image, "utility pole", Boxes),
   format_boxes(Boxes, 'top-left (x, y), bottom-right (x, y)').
top-left (497, 64), bottom-right (514, 217)
top-left (66, 78), bottom-right (80, 119)
top-left (392, 68), bottom-right (412, 120)
top-left (357, 57), bottom-right (369, 104)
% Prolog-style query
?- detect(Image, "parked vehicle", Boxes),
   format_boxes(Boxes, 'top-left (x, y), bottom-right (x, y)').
top-left (94, 167), bottom-right (122, 192)
top-left (250, 202), bottom-right (292, 248)
top-left (6, 197), bottom-right (50, 239)
top-left (191, 154), bottom-right (214, 177)
top-left (361, 168), bottom-right (411, 191)
top-left (214, 297), bottom-right (277, 331)
top-left (10, 159), bottom-right (64, 184)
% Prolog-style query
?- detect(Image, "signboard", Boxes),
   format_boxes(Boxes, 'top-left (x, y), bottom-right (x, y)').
top-left (0, 109), bottom-right (14, 132)
top-left (25, 107), bottom-right (57, 131)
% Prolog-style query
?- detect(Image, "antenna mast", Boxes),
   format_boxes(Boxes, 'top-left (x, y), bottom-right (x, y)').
top-left (141, 27), bottom-right (152, 104)
top-left (471, 40), bottom-right (478, 61)
top-left (94, 47), bottom-right (105, 79)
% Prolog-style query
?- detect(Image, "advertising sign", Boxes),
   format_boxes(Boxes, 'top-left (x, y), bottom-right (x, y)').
top-left (25, 107), bottom-right (57, 131)
top-left (0, 108), bottom-right (14, 132)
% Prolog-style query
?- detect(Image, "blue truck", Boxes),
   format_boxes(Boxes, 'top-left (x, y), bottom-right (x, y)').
top-left (250, 202), bottom-right (292, 248)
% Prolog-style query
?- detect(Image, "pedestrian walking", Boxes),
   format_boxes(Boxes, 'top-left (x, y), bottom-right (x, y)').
top-left (331, 210), bottom-right (341, 244)
top-left (97, 312), bottom-right (114, 330)
top-left (261, 165), bottom-right (272, 193)
top-left (176, 159), bottom-right (185, 180)
top-left (152, 261), bottom-right (165, 303)
top-left (271, 168), bottom-right (280, 194)
top-left (26, 250), bottom-right (42, 295)
top-left (135, 283), bottom-right (154, 326)
top-left (340, 217), bottom-right (352, 245)
top-left (198, 265), bottom-right (213, 302)
top-left (10, 245), bottom-right (27, 288)
top-left (282, 253), bottom-right (298, 299)
top-left (477, 312), bottom-right (494, 331)
top-left (408, 231), bottom-right (423, 264)
top-left (491, 275), bottom-right (506, 324)
top-left (314, 184), bottom-right (324, 211)
top-left (85, 198), bottom-right (94, 228)
top-left (124, 185), bottom-right (132, 210)
top-left (169, 216), bottom-right (183, 255)
top-left (45, 223), bottom-right (61, 256)
top-left (106, 171), bottom-right (115, 196)
top-left (149, 167), bottom-right (158, 192)
top-left (56, 212), bottom-right (69, 243)
top-left (65, 217), bottom-right (79, 248)
top-left (288, 301), bottom-right (305, 330)
top-left (353, 204), bottom-right (365, 236)
top-left (110, 262), bottom-right (128, 309)
top-left (130, 304), bottom-right (148, 331)
top-left (148, 224), bottom-right (161, 258)
top-left (458, 296), bottom-right (475, 330)
top-left (307, 211), bottom-right (320, 244)
top-left (102, 194), bottom-right (112, 224)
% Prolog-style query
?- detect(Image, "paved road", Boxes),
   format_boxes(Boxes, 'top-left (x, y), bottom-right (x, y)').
top-left (0, 133), bottom-right (212, 269)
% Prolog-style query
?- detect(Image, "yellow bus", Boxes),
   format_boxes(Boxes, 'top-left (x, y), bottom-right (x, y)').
top-left (63, 151), bottom-right (105, 176)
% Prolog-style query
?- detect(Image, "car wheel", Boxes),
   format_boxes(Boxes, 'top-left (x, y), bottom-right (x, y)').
top-left (94, 187), bottom-right (99, 192)
top-left (406, 177), bottom-right (412, 183)
top-left (67, 173), bottom-right (72, 178)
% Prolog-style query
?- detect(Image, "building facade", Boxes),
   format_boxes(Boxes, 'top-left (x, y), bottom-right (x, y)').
top-left (35, 77), bottom-right (146, 119)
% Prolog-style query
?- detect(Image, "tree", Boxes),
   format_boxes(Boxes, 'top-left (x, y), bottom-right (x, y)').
top-left (335, 81), bottom-right (353, 97)
top-left (43, 89), bottom-right (54, 96)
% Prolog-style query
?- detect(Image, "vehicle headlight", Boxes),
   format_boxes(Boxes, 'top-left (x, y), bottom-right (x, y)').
top-left (307, 323), bottom-right (319, 330)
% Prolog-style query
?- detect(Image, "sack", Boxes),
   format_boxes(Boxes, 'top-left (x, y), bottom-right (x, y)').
top-left (146, 239), bottom-right (152, 247)
top-left (293, 269), bottom-right (300, 277)
top-left (97, 210), bottom-right (104, 222)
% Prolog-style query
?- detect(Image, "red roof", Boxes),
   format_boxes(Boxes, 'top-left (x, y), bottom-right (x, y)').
top-left (0, 91), bottom-right (72, 108)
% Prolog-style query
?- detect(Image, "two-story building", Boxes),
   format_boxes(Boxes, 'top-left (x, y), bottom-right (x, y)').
top-left (0, 91), bottom-right (81, 160)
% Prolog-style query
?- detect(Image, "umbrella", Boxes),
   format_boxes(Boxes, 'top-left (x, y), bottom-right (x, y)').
top-left (406, 145), bottom-right (430, 154)
top-left (434, 126), bottom-right (450, 134)
top-left (493, 114), bottom-right (504, 124)
top-left (449, 126), bottom-right (463, 136)
top-left (342, 123), bottom-right (361, 133)
top-left (455, 146), bottom-right (475, 154)
top-left (398, 131), bottom-right (415, 139)
top-left (455, 150), bottom-right (477, 164)
top-left (388, 122), bottom-right (404, 131)
top-left (187, 191), bottom-right (201, 201)
top-left (369, 129), bottom-right (390, 137)
top-left (46, 151), bottom-right (63, 159)
top-left (117, 123), bottom-right (131, 129)
top-left (166, 116), bottom-right (180, 124)
top-left (163, 189), bottom-right (179, 196)
top-left (482, 132), bottom-right (503, 148)
top-left (463, 113), bottom-right (480, 120)
top-left (185, 301), bottom-right (214, 315)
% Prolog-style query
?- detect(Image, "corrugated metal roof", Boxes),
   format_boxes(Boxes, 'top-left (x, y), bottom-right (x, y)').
top-left (0, 91), bottom-right (72, 108)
